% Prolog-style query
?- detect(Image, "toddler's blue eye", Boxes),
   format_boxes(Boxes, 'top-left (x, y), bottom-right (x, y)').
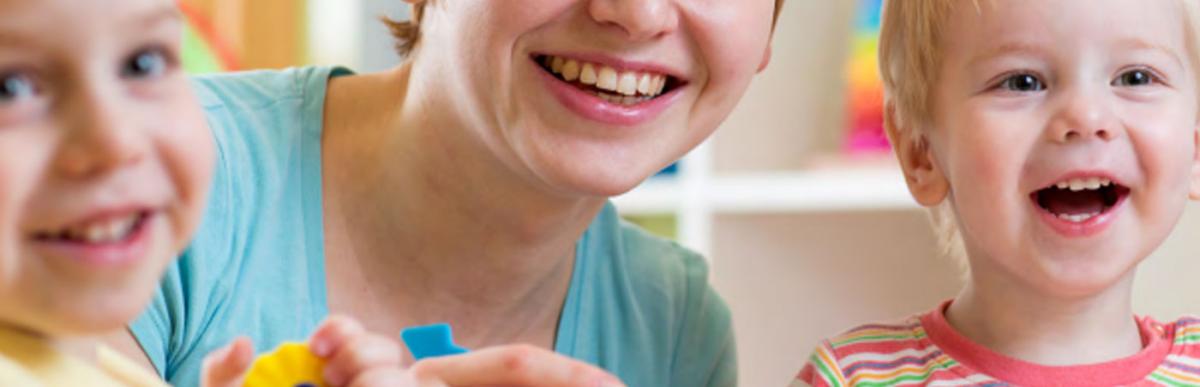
top-left (0, 73), bottom-right (35, 104)
top-left (1114, 69), bottom-right (1155, 87)
top-left (122, 49), bottom-right (168, 79)
top-left (1000, 74), bottom-right (1045, 92)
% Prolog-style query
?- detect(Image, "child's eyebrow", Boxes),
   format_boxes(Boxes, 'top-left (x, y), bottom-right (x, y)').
top-left (1114, 38), bottom-right (1184, 69)
top-left (127, 4), bottom-right (182, 30)
top-left (969, 39), bottom-right (1186, 70)
top-left (968, 42), bottom-right (1048, 67)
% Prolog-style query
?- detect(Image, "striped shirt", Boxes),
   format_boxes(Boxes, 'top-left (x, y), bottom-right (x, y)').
top-left (793, 301), bottom-right (1200, 386)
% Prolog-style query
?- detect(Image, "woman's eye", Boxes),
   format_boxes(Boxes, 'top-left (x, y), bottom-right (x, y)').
top-left (1113, 69), bottom-right (1157, 87)
top-left (122, 48), bottom-right (170, 79)
top-left (0, 73), bottom-right (36, 104)
top-left (999, 73), bottom-right (1045, 92)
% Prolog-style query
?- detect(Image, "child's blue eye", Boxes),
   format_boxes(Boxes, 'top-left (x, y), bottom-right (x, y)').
top-left (122, 48), bottom-right (170, 79)
top-left (999, 74), bottom-right (1045, 92)
top-left (0, 73), bottom-right (36, 104)
top-left (1113, 69), bottom-right (1157, 87)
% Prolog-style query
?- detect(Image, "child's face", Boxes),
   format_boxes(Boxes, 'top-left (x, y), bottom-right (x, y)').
top-left (0, 0), bottom-right (213, 335)
top-left (920, 0), bottom-right (1200, 297)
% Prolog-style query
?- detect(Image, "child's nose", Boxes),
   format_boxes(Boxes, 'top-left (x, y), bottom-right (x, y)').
top-left (587, 0), bottom-right (679, 41)
top-left (53, 87), bottom-right (147, 179)
top-left (1047, 94), bottom-right (1120, 144)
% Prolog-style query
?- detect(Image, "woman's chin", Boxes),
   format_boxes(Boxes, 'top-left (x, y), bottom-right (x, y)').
top-left (537, 162), bottom-right (656, 199)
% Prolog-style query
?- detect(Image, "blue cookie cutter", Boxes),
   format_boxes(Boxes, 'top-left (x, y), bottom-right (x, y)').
top-left (401, 323), bottom-right (470, 360)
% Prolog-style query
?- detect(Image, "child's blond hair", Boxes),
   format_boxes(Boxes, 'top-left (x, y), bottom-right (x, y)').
top-left (878, 0), bottom-right (1200, 263)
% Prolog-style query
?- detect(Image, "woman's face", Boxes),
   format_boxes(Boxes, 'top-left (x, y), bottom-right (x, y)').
top-left (414, 0), bottom-right (775, 196)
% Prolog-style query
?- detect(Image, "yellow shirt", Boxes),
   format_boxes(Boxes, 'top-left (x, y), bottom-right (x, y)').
top-left (0, 327), bottom-right (168, 387)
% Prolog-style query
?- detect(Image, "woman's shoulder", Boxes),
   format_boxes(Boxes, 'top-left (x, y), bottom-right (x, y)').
top-left (188, 66), bottom-right (348, 160)
top-left (188, 67), bottom-right (348, 219)
top-left (184, 67), bottom-right (341, 244)
top-left (189, 66), bottom-right (346, 110)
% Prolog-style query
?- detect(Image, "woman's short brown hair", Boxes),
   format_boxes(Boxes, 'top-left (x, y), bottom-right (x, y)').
top-left (383, 3), bottom-right (426, 58)
top-left (386, 1), bottom-right (784, 58)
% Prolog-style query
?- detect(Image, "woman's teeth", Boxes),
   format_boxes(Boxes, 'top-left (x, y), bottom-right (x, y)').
top-left (541, 55), bottom-right (670, 103)
top-left (42, 213), bottom-right (142, 243)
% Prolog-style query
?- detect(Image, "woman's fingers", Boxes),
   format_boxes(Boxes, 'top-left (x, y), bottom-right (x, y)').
top-left (323, 332), bottom-right (405, 386)
top-left (347, 367), bottom-right (448, 387)
top-left (410, 344), bottom-right (625, 387)
top-left (200, 337), bottom-right (254, 387)
top-left (309, 315), bottom-right (367, 358)
top-left (309, 315), bottom-right (404, 387)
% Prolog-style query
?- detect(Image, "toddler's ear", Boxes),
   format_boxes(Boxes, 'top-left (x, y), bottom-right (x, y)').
top-left (885, 102), bottom-right (949, 206)
top-left (1190, 129), bottom-right (1200, 200)
top-left (757, 44), bottom-right (772, 73)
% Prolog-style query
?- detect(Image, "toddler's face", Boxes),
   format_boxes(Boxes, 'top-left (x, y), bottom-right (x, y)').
top-left (920, 0), bottom-right (1200, 297)
top-left (0, 0), bottom-right (213, 335)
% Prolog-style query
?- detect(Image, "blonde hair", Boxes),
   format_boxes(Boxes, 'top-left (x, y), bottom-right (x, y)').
top-left (385, 0), bottom-right (787, 59)
top-left (878, 0), bottom-right (967, 263)
top-left (879, 0), bottom-right (1200, 262)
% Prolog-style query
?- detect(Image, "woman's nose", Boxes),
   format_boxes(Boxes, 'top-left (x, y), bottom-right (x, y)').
top-left (588, 0), bottom-right (679, 42)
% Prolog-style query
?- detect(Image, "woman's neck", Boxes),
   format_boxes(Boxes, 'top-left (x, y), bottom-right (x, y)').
top-left (320, 64), bottom-right (605, 344)
top-left (945, 262), bottom-right (1142, 366)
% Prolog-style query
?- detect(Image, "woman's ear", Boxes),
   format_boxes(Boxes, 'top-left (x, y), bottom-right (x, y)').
top-left (885, 102), bottom-right (949, 206)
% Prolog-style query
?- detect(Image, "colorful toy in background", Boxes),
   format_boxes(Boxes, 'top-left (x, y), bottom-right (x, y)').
top-left (656, 161), bottom-right (679, 177)
top-left (401, 323), bottom-right (470, 361)
top-left (243, 342), bottom-right (327, 387)
top-left (179, 2), bottom-right (239, 74)
top-left (844, 0), bottom-right (888, 155)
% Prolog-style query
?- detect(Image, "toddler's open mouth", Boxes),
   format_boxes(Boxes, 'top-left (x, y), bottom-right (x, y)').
top-left (1031, 177), bottom-right (1130, 223)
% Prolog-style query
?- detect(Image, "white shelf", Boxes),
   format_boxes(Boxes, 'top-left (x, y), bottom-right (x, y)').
top-left (611, 177), bottom-right (684, 215)
top-left (614, 166), bottom-right (918, 216)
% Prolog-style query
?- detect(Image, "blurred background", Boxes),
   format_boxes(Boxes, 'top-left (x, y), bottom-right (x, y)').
top-left (180, 1), bottom-right (1200, 385)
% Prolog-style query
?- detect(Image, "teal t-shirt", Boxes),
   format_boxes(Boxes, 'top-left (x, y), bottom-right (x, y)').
top-left (130, 66), bottom-right (736, 387)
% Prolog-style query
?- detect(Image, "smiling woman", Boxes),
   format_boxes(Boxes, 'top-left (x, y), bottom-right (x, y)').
top-left (113, 0), bottom-right (783, 386)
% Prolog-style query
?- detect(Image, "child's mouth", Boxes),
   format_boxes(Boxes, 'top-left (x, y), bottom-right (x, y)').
top-left (1031, 177), bottom-right (1130, 223)
top-left (28, 209), bottom-right (157, 268)
top-left (533, 54), bottom-right (684, 106)
top-left (32, 211), bottom-right (152, 245)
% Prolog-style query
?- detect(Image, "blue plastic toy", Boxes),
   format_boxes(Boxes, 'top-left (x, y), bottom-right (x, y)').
top-left (401, 323), bottom-right (469, 360)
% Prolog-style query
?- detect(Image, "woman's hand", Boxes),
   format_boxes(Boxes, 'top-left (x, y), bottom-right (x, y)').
top-left (200, 319), bottom-right (624, 387)
top-left (201, 315), bottom-right (417, 387)
top-left (410, 344), bottom-right (625, 387)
